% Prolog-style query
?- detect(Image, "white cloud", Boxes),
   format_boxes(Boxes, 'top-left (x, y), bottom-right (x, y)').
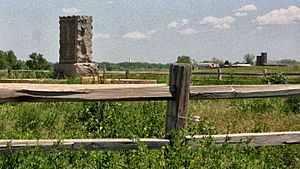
top-left (147, 29), bottom-right (157, 36)
top-left (107, 1), bottom-right (113, 4)
top-left (94, 33), bottom-right (111, 39)
top-left (200, 16), bottom-right (235, 29)
top-left (234, 12), bottom-right (247, 17)
top-left (236, 4), bottom-right (257, 12)
top-left (167, 19), bottom-right (189, 29)
top-left (167, 21), bottom-right (179, 29)
top-left (123, 31), bottom-right (148, 40)
top-left (62, 7), bottom-right (81, 16)
top-left (178, 28), bottom-right (198, 35)
top-left (256, 26), bottom-right (263, 31)
top-left (181, 19), bottom-right (189, 26)
top-left (167, 19), bottom-right (197, 34)
top-left (254, 6), bottom-right (300, 25)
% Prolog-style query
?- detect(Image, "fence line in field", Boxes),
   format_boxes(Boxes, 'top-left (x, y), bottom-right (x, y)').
top-left (103, 69), bottom-right (300, 81)
top-left (1, 64), bottom-right (300, 153)
top-left (0, 70), bottom-right (50, 73)
top-left (1, 69), bottom-right (300, 79)
top-left (103, 69), bottom-right (300, 76)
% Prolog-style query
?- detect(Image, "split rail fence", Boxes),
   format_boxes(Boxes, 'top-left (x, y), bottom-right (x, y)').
top-left (1, 69), bottom-right (300, 80)
top-left (1, 64), bottom-right (300, 153)
top-left (0, 70), bottom-right (49, 74)
top-left (103, 69), bottom-right (300, 80)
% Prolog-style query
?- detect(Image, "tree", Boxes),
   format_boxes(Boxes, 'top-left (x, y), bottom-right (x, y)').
top-left (279, 59), bottom-right (300, 65)
top-left (0, 50), bottom-right (8, 69)
top-left (0, 50), bottom-right (18, 69)
top-left (176, 55), bottom-right (192, 64)
top-left (15, 60), bottom-right (28, 70)
top-left (26, 53), bottom-right (52, 70)
top-left (5, 50), bottom-right (17, 69)
top-left (211, 57), bottom-right (224, 66)
top-left (244, 54), bottom-right (255, 65)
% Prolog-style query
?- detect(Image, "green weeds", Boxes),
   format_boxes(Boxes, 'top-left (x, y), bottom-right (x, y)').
top-left (1, 100), bottom-right (300, 168)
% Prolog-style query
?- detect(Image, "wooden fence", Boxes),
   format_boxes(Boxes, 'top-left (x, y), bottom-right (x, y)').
top-left (102, 69), bottom-right (300, 80)
top-left (1, 64), bottom-right (300, 153)
top-left (0, 70), bottom-right (50, 74)
top-left (2, 68), bottom-right (300, 80)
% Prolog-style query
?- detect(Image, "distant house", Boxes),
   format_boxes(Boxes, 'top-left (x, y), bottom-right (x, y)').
top-left (232, 63), bottom-right (252, 67)
top-left (197, 63), bottom-right (220, 69)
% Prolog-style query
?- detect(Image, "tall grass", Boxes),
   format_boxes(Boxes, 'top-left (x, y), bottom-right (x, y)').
top-left (1, 98), bottom-right (300, 168)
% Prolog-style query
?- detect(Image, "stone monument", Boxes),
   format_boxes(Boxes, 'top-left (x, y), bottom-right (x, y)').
top-left (54, 16), bottom-right (98, 77)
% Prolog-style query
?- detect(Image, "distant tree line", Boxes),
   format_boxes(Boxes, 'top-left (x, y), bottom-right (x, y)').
top-left (98, 62), bottom-right (170, 71)
top-left (279, 59), bottom-right (300, 65)
top-left (176, 54), bottom-right (300, 68)
top-left (0, 50), bottom-right (52, 70)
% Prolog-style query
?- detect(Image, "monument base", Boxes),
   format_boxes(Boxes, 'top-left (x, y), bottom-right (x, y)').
top-left (54, 63), bottom-right (99, 77)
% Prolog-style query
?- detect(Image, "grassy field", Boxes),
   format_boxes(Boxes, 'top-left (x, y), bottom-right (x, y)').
top-left (1, 99), bottom-right (300, 168)
top-left (106, 66), bottom-right (300, 85)
top-left (1, 65), bottom-right (300, 85)
top-left (1, 66), bottom-right (300, 168)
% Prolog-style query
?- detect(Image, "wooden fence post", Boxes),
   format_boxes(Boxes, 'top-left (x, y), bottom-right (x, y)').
top-left (103, 67), bottom-right (107, 81)
top-left (263, 69), bottom-right (267, 78)
top-left (166, 64), bottom-right (192, 139)
top-left (125, 69), bottom-right (129, 79)
top-left (217, 68), bottom-right (222, 80)
top-left (7, 68), bottom-right (11, 78)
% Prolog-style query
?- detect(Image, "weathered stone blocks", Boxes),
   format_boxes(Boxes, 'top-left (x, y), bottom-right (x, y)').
top-left (54, 16), bottom-right (98, 77)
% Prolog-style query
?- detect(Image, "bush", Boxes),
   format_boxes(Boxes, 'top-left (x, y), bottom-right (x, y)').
top-left (264, 73), bottom-right (287, 84)
top-left (284, 97), bottom-right (300, 113)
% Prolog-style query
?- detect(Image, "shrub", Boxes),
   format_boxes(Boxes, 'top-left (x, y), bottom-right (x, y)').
top-left (284, 97), bottom-right (300, 113)
top-left (264, 73), bottom-right (287, 84)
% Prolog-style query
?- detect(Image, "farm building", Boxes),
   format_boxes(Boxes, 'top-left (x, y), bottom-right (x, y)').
top-left (232, 63), bottom-right (252, 67)
top-left (197, 63), bottom-right (220, 69)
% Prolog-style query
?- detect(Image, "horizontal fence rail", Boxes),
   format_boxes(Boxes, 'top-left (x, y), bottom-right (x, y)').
top-left (0, 84), bottom-right (171, 102)
top-left (0, 70), bottom-right (50, 73)
top-left (0, 83), bottom-right (171, 102)
top-left (187, 131), bottom-right (300, 147)
top-left (105, 71), bottom-right (169, 75)
top-left (1, 131), bottom-right (300, 153)
top-left (192, 72), bottom-right (300, 76)
top-left (1, 83), bottom-right (300, 103)
top-left (0, 138), bottom-right (170, 154)
top-left (102, 70), bottom-right (300, 77)
top-left (190, 85), bottom-right (300, 99)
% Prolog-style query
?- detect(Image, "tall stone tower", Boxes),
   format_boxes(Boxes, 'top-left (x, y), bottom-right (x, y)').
top-left (54, 16), bottom-right (98, 77)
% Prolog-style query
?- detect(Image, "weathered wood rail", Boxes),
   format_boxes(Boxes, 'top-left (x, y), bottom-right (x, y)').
top-left (0, 138), bottom-right (170, 154)
top-left (0, 84), bottom-right (171, 102)
top-left (1, 83), bottom-right (300, 102)
top-left (102, 69), bottom-right (300, 77)
top-left (1, 64), bottom-right (300, 153)
top-left (187, 132), bottom-right (300, 147)
top-left (0, 70), bottom-right (50, 73)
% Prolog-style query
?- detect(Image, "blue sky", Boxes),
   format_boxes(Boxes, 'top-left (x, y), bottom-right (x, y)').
top-left (0, 0), bottom-right (299, 63)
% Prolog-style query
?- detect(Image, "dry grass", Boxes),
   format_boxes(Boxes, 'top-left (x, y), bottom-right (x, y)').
top-left (189, 98), bottom-right (300, 134)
